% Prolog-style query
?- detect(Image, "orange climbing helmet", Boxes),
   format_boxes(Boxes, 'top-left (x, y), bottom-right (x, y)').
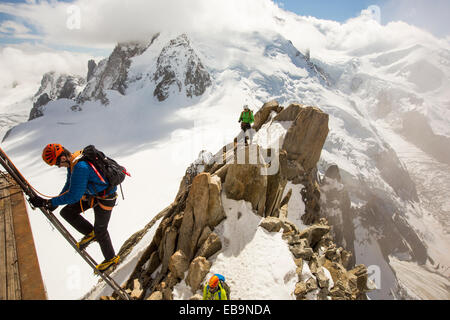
top-left (42, 143), bottom-right (64, 166)
top-left (209, 275), bottom-right (219, 289)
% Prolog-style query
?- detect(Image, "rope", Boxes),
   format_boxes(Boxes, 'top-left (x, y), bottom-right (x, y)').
top-left (0, 147), bottom-right (67, 199)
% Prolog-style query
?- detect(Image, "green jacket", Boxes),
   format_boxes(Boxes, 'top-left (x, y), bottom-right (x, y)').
top-left (203, 283), bottom-right (228, 300)
top-left (239, 110), bottom-right (254, 124)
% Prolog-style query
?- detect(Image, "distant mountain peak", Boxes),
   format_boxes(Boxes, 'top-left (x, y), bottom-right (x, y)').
top-left (77, 40), bottom-right (152, 104)
top-left (153, 33), bottom-right (212, 101)
top-left (29, 71), bottom-right (85, 120)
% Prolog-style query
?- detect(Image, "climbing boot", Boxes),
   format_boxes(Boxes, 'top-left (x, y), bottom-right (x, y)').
top-left (76, 231), bottom-right (96, 250)
top-left (95, 255), bottom-right (120, 273)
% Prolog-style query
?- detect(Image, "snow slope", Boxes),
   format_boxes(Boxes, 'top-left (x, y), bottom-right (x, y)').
top-left (173, 195), bottom-right (298, 300)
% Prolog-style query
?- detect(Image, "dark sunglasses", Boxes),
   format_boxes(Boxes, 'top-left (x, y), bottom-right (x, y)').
top-left (55, 155), bottom-right (63, 166)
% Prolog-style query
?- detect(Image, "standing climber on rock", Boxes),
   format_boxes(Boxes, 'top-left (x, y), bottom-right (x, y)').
top-left (238, 105), bottom-right (254, 146)
top-left (203, 274), bottom-right (230, 300)
top-left (28, 143), bottom-right (120, 272)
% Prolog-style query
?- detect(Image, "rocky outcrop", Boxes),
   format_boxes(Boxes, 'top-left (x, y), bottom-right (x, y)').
top-left (185, 256), bottom-right (211, 293)
top-left (253, 100), bottom-right (284, 131)
top-left (153, 34), bottom-right (211, 101)
top-left (153, 34), bottom-right (211, 102)
top-left (282, 106), bottom-right (329, 172)
top-left (29, 93), bottom-right (51, 120)
top-left (223, 164), bottom-right (267, 216)
top-left (78, 41), bottom-right (151, 104)
top-left (260, 217), bottom-right (373, 300)
top-left (177, 173), bottom-right (226, 261)
top-left (119, 171), bottom-right (225, 299)
top-left (318, 165), bottom-right (357, 267)
top-left (33, 71), bottom-right (85, 101)
top-left (168, 250), bottom-right (189, 279)
top-left (273, 103), bottom-right (304, 122)
top-left (86, 59), bottom-right (97, 82)
top-left (29, 72), bottom-right (85, 120)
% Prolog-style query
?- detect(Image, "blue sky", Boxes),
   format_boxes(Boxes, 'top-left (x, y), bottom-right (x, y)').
top-left (276, 0), bottom-right (387, 23)
top-left (277, 0), bottom-right (450, 37)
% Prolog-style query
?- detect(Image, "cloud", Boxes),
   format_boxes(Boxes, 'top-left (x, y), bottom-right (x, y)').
top-left (0, 0), bottom-right (283, 49)
top-left (272, 4), bottom-right (447, 63)
top-left (380, 0), bottom-right (450, 38)
top-left (324, 14), bottom-right (436, 54)
top-left (0, 43), bottom-right (96, 93)
top-left (0, 20), bottom-right (31, 35)
top-left (3, 0), bottom-right (445, 59)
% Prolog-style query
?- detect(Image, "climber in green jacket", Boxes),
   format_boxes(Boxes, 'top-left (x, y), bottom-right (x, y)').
top-left (238, 105), bottom-right (254, 145)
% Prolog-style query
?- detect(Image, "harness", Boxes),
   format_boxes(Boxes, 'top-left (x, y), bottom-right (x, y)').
top-left (80, 193), bottom-right (118, 213)
top-left (70, 150), bottom-right (116, 213)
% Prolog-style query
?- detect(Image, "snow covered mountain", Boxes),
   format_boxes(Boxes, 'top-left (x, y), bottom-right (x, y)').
top-left (29, 71), bottom-right (85, 121)
top-left (0, 11), bottom-right (449, 300)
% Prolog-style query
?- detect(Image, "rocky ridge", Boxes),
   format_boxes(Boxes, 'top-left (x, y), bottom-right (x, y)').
top-left (77, 40), bottom-right (152, 105)
top-left (152, 34), bottom-right (212, 102)
top-left (101, 100), bottom-right (373, 300)
top-left (29, 71), bottom-right (85, 120)
top-left (27, 33), bottom-right (212, 121)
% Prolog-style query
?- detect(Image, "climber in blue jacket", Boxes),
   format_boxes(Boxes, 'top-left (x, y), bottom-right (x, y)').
top-left (29, 143), bottom-right (119, 272)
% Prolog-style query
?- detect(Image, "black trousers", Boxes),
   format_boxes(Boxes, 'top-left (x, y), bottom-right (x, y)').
top-left (240, 122), bottom-right (252, 144)
top-left (60, 196), bottom-right (116, 260)
top-left (240, 122), bottom-right (251, 132)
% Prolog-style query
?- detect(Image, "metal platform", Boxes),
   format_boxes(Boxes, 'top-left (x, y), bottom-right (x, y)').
top-left (0, 173), bottom-right (47, 300)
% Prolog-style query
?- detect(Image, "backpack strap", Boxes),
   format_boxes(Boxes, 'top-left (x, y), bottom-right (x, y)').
top-left (87, 161), bottom-right (106, 184)
top-left (206, 285), bottom-right (213, 300)
top-left (69, 150), bottom-right (83, 172)
top-left (87, 161), bottom-right (111, 197)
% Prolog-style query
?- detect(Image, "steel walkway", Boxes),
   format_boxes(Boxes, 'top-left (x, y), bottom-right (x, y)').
top-left (0, 173), bottom-right (47, 300)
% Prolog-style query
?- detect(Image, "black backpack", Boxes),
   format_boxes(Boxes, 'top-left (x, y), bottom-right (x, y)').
top-left (219, 279), bottom-right (230, 300)
top-left (80, 145), bottom-right (129, 195)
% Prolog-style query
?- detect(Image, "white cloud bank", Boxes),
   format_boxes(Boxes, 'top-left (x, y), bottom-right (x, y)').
top-left (1, 0), bottom-right (448, 54)
top-left (0, 44), bottom-right (94, 100)
top-left (0, 0), bottom-right (448, 101)
top-left (0, 0), bottom-right (283, 48)
top-left (381, 0), bottom-right (450, 38)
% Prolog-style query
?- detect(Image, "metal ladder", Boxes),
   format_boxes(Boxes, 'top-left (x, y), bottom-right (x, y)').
top-left (0, 147), bottom-right (131, 300)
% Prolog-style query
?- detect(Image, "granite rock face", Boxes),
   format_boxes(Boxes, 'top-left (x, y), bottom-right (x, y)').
top-left (29, 72), bottom-right (85, 120)
top-left (77, 41), bottom-right (151, 104)
top-left (153, 34), bottom-right (211, 102)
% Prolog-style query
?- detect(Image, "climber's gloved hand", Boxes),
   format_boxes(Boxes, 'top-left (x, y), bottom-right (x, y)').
top-left (29, 196), bottom-right (57, 211)
top-left (47, 201), bottom-right (58, 212)
top-left (29, 196), bottom-right (46, 208)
